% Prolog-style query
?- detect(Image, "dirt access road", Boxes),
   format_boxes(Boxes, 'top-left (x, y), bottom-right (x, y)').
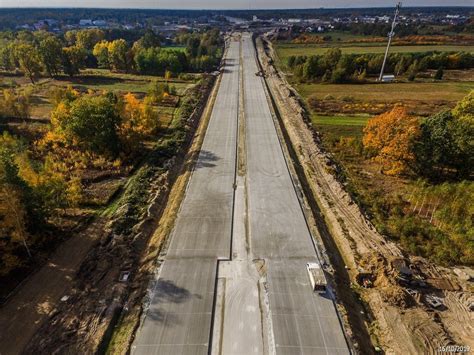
top-left (0, 220), bottom-right (106, 355)
top-left (257, 34), bottom-right (474, 354)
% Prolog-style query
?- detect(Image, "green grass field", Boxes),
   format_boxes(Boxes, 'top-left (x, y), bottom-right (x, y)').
top-left (311, 114), bottom-right (367, 148)
top-left (295, 81), bottom-right (474, 103)
top-left (276, 44), bottom-right (474, 63)
top-left (70, 69), bottom-right (194, 94)
top-left (312, 114), bottom-right (369, 126)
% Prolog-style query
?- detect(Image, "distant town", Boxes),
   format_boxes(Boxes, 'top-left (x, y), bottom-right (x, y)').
top-left (5, 7), bottom-right (471, 35)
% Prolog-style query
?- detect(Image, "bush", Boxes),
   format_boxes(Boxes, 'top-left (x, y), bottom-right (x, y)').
top-left (434, 67), bottom-right (444, 80)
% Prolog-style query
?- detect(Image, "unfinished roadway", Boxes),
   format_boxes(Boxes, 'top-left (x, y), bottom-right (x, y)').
top-left (132, 33), bottom-right (349, 355)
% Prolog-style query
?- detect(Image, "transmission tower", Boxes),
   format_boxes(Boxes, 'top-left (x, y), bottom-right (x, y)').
top-left (378, 2), bottom-right (402, 81)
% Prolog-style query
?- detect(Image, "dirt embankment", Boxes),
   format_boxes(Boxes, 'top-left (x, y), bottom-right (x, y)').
top-left (257, 35), bottom-right (474, 354)
top-left (21, 73), bottom-right (219, 355)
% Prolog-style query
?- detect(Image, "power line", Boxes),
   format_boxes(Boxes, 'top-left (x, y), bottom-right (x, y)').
top-left (378, 2), bottom-right (402, 82)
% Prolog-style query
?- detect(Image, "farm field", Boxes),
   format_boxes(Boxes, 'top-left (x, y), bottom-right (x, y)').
top-left (312, 114), bottom-right (369, 126)
top-left (295, 81), bottom-right (474, 116)
top-left (296, 81), bottom-right (473, 103)
top-left (276, 43), bottom-right (474, 62)
top-left (311, 114), bottom-right (368, 146)
top-left (0, 70), bottom-right (195, 119)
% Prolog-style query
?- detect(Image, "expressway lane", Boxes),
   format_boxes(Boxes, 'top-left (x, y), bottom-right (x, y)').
top-left (242, 33), bottom-right (349, 355)
top-left (131, 38), bottom-right (240, 355)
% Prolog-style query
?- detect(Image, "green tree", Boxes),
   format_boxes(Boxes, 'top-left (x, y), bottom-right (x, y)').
top-left (414, 111), bottom-right (458, 178)
top-left (321, 48), bottom-right (341, 71)
top-left (14, 43), bottom-right (42, 83)
top-left (54, 93), bottom-right (121, 155)
top-left (39, 36), bottom-right (63, 78)
top-left (136, 29), bottom-right (162, 49)
top-left (92, 40), bottom-right (110, 69)
top-left (62, 45), bottom-right (86, 77)
top-left (414, 91), bottom-right (473, 179)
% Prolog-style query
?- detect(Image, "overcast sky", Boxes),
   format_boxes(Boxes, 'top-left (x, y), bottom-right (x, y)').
top-left (0, 0), bottom-right (473, 9)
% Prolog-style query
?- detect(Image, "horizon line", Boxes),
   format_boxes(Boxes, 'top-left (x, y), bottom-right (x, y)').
top-left (1, 5), bottom-right (473, 11)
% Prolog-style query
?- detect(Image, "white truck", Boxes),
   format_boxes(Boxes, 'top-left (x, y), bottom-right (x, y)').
top-left (306, 262), bottom-right (327, 294)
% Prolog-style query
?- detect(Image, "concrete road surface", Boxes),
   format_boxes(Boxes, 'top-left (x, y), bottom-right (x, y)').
top-left (132, 33), bottom-right (349, 355)
top-left (131, 38), bottom-right (240, 355)
top-left (242, 33), bottom-right (349, 355)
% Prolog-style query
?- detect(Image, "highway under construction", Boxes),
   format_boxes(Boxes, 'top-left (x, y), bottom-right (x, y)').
top-left (131, 32), bottom-right (349, 355)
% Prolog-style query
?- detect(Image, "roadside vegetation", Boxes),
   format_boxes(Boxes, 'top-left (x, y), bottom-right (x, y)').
top-left (274, 29), bottom-right (474, 266)
top-left (0, 27), bottom-right (222, 293)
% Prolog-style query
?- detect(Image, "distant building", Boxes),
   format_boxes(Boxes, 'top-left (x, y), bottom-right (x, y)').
top-left (79, 19), bottom-right (93, 26)
top-left (44, 19), bottom-right (58, 26)
top-left (17, 24), bottom-right (32, 30)
top-left (92, 20), bottom-right (107, 27)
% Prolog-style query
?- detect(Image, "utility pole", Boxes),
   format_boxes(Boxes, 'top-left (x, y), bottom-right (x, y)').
top-left (378, 2), bottom-right (402, 81)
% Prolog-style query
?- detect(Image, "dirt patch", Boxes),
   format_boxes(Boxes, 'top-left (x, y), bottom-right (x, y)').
top-left (257, 35), bottom-right (474, 354)
top-left (0, 219), bottom-right (107, 355)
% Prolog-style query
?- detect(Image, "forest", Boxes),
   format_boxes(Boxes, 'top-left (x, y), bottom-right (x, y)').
top-left (286, 49), bottom-right (474, 83)
top-left (0, 28), bottom-right (223, 82)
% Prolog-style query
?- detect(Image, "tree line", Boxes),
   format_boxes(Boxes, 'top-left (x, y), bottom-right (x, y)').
top-left (287, 49), bottom-right (474, 83)
top-left (0, 28), bottom-right (223, 83)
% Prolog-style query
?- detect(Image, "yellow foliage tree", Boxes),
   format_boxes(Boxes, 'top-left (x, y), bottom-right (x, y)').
top-left (363, 106), bottom-right (420, 175)
top-left (119, 92), bottom-right (158, 150)
top-left (0, 184), bottom-right (31, 258)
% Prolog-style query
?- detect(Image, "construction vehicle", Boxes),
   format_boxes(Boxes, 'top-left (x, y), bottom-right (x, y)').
top-left (306, 262), bottom-right (327, 294)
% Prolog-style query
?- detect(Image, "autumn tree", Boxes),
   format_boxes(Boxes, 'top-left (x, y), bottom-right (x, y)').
top-left (119, 92), bottom-right (158, 151)
top-left (14, 43), bottom-right (42, 83)
top-left (0, 42), bottom-right (15, 72)
top-left (363, 106), bottom-right (420, 175)
top-left (108, 39), bottom-right (129, 72)
top-left (0, 89), bottom-right (32, 119)
top-left (75, 29), bottom-right (105, 51)
top-left (0, 184), bottom-right (31, 258)
top-left (0, 135), bottom-right (43, 243)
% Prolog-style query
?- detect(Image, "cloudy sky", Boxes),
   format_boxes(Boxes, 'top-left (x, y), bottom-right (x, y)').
top-left (0, 0), bottom-right (472, 9)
